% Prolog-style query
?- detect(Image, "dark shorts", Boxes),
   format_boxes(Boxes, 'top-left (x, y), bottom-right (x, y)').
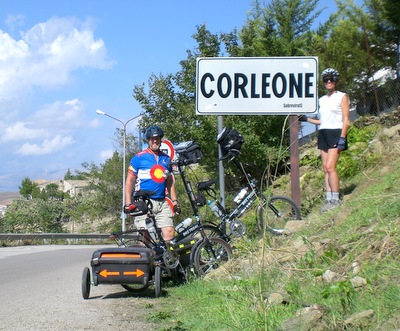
top-left (318, 129), bottom-right (348, 151)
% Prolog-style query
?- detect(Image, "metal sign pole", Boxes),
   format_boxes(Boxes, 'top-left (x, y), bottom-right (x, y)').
top-left (217, 116), bottom-right (225, 208)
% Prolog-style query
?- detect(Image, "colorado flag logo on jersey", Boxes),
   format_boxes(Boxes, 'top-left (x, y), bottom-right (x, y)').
top-left (150, 164), bottom-right (167, 183)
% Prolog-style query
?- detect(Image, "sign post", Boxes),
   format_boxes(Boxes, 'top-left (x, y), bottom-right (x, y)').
top-left (196, 57), bottom-right (318, 208)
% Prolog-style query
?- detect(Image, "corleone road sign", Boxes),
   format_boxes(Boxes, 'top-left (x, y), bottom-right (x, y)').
top-left (196, 57), bottom-right (318, 115)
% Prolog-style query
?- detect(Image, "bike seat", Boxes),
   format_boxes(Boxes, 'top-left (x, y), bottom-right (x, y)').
top-left (197, 179), bottom-right (217, 191)
top-left (132, 190), bottom-right (156, 198)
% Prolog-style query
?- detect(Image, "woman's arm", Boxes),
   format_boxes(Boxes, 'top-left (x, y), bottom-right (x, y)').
top-left (340, 94), bottom-right (351, 137)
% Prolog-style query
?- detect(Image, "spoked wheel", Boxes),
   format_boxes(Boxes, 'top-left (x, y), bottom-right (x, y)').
top-left (121, 283), bottom-right (149, 292)
top-left (201, 224), bottom-right (230, 242)
top-left (190, 223), bottom-right (223, 238)
top-left (257, 195), bottom-right (301, 235)
top-left (81, 267), bottom-right (91, 300)
top-left (229, 220), bottom-right (246, 237)
top-left (154, 266), bottom-right (162, 298)
top-left (193, 237), bottom-right (232, 277)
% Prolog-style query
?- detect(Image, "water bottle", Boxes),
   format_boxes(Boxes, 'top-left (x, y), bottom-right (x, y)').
top-left (234, 187), bottom-right (248, 204)
top-left (145, 217), bottom-right (157, 240)
top-left (207, 200), bottom-right (222, 217)
top-left (175, 217), bottom-right (193, 233)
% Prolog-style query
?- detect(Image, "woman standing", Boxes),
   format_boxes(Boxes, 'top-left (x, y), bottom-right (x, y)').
top-left (299, 68), bottom-right (351, 213)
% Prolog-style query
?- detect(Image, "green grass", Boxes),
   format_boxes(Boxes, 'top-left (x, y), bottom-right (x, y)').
top-left (151, 119), bottom-right (400, 331)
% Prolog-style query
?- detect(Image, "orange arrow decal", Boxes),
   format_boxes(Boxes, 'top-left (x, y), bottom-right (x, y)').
top-left (123, 269), bottom-right (145, 277)
top-left (99, 269), bottom-right (120, 278)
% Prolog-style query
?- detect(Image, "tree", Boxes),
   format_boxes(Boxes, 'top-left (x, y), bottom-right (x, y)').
top-left (19, 177), bottom-right (38, 199)
top-left (64, 168), bottom-right (87, 180)
top-left (314, 0), bottom-right (399, 115)
top-left (40, 183), bottom-right (64, 201)
top-left (3, 198), bottom-right (64, 233)
top-left (133, 0), bottom-right (323, 188)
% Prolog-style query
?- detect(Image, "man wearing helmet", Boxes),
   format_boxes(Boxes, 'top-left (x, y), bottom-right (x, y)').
top-left (299, 68), bottom-right (351, 213)
top-left (125, 125), bottom-right (179, 240)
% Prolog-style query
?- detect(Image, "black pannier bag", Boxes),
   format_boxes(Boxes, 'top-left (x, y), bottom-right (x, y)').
top-left (174, 141), bottom-right (203, 165)
top-left (217, 127), bottom-right (244, 157)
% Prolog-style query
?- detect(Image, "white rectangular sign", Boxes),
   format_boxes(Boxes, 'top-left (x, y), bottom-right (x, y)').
top-left (196, 57), bottom-right (318, 115)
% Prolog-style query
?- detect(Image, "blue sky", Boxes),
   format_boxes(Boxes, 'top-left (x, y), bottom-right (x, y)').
top-left (0, 0), bottom-right (353, 192)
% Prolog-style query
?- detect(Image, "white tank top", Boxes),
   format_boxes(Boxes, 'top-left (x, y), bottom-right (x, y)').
top-left (319, 91), bottom-right (346, 129)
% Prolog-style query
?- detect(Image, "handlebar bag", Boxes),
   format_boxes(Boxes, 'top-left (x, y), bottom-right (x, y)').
top-left (217, 127), bottom-right (245, 157)
top-left (174, 141), bottom-right (203, 165)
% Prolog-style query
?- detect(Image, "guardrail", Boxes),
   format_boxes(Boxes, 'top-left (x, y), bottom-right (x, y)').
top-left (0, 233), bottom-right (136, 245)
top-left (0, 233), bottom-right (111, 240)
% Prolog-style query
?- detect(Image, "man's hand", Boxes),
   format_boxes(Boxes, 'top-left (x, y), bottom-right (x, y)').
top-left (173, 203), bottom-right (181, 215)
top-left (335, 137), bottom-right (347, 151)
top-left (124, 203), bottom-right (135, 214)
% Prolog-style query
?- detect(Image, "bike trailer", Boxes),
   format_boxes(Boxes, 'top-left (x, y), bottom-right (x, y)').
top-left (174, 141), bottom-right (203, 165)
top-left (90, 246), bottom-right (155, 286)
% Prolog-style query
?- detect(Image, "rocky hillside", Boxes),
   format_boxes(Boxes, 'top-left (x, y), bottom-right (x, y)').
top-left (207, 109), bottom-right (400, 330)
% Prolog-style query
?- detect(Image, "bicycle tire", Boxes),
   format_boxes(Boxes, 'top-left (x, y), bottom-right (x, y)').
top-left (201, 224), bottom-right (225, 239)
top-left (154, 266), bottom-right (162, 298)
top-left (121, 283), bottom-right (149, 292)
top-left (256, 195), bottom-right (301, 235)
top-left (81, 267), bottom-right (91, 300)
top-left (190, 223), bottom-right (226, 241)
top-left (193, 237), bottom-right (232, 276)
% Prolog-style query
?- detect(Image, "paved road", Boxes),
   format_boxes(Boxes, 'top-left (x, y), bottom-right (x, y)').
top-left (0, 245), bottom-right (162, 331)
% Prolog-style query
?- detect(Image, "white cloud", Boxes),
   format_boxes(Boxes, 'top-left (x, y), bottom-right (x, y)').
top-left (31, 98), bottom-right (84, 130)
top-left (0, 16), bottom-right (113, 100)
top-left (5, 14), bottom-right (26, 30)
top-left (17, 135), bottom-right (74, 156)
top-left (0, 15), bottom-right (115, 189)
top-left (1, 98), bottom-right (86, 143)
top-left (2, 121), bottom-right (48, 141)
top-left (100, 149), bottom-right (114, 160)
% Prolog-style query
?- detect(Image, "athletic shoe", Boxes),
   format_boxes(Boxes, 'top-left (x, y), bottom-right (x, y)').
top-left (320, 200), bottom-right (332, 214)
top-left (325, 199), bottom-right (342, 212)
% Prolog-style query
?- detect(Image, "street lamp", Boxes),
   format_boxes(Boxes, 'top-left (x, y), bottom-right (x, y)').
top-left (96, 109), bottom-right (141, 232)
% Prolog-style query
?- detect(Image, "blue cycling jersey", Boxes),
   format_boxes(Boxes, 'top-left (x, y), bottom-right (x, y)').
top-left (128, 148), bottom-right (172, 199)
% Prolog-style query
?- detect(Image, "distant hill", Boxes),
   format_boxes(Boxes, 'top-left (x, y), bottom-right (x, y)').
top-left (0, 192), bottom-right (21, 205)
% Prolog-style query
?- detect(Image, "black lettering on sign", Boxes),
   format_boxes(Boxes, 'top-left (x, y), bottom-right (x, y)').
top-left (234, 73), bottom-right (248, 98)
top-left (217, 73), bottom-right (232, 98)
top-left (261, 73), bottom-right (271, 98)
top-left (200, 73), bottom-right (214, 98)
top-left (272, 73), bottom-right (286, 98)
top-left (251, 73), bottom-right (260, 98)
top-left (200, 72), bottom-right (315, 99)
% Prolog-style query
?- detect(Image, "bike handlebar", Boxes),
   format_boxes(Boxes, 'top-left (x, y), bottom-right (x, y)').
top-left (218, 149), bottom-right (240, 161)
top-left (197, 179), bottom-right (217, 191)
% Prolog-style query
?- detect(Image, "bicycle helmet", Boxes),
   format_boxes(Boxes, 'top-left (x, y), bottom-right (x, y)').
top-left (321, 68), bottom-right (340, 82)
top-left (145, 125), bottom-right (164, 139)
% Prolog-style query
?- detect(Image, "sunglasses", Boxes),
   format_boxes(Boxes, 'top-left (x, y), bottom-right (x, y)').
top-left (323, 77), bottom-right (335, 83)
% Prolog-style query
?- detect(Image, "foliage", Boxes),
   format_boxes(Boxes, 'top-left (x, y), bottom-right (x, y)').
top-left (2, 198), bottom-right (64, 233)
top-left (64, 168), bottom-right (87, 180)
top-left (19, 177), bottom-right (39, 199)
top-left (6, 0), bottom-right (400, 239)
top-left (154, 118), bottom-right (400, 330)
top-left (132, 0), bottom-right (324, 188)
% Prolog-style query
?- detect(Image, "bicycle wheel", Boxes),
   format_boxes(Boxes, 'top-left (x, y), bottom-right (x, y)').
top-left (154, 265), bottom-right (162, 298)
top-left (257, 195), bottom-right (301, 235)
top-left (201, 224), bottom-right (225, 239)
top-left (193, 237), bottom-right (232, 276)
top-left (81, 267), bottom-right (91, 300)
top-left (121, 283), bottom-right (149, 292)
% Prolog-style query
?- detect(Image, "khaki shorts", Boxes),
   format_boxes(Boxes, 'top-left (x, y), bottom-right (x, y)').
top-left (133, 199), bottom-right (173, 230)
